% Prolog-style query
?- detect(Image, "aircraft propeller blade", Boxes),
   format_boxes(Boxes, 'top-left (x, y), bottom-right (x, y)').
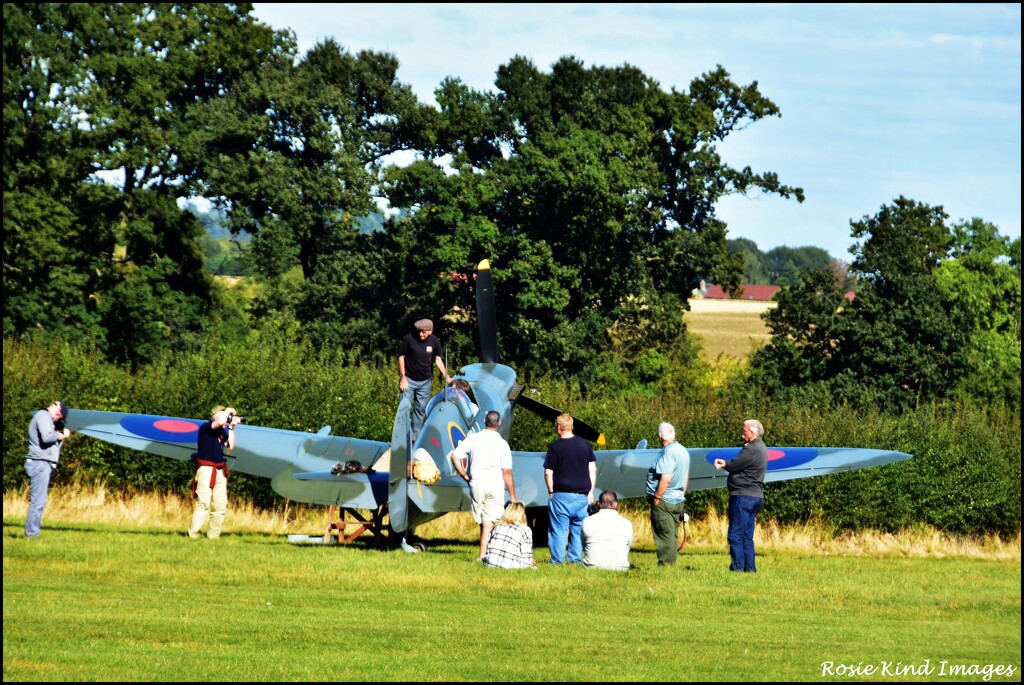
top-left (476, 259), bottom-right (498, 364)
top-left (387, 396), bottom-right (412, 534)
top-left (508, 384), bottom-right (606, 446)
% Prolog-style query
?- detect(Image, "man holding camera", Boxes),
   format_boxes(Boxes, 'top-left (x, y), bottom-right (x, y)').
top-left (188, 405), bottom-right (241, 539)
top-left (582, 490), bottom-right (634, 570)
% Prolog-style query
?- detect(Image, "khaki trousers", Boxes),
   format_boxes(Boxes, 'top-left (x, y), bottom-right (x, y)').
top-left (188, 465), bottom-right (227, 539)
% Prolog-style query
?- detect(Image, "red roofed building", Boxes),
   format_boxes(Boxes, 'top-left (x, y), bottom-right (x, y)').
top-left (701, 284), bottom-right (781, 301)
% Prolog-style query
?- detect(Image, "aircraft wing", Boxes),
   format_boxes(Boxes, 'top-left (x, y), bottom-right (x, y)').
top-left (508, 445), bottom-right (912, 507)
top-left (64, 409), bottom-right (392, 509)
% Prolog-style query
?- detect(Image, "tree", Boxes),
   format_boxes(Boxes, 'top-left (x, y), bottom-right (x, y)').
top-left (184, 38), bottom-right (431, 355)
top-left (764, 245), bottom-right (832, 285)
top-left (728, 238), bottom-right (770, 284)
top-left (935, 218), bottom-right (1021, 409)
top-left (383, 58), bottom-right (803, 382)
top-left (750, 197), bottom-right (1013, 411)
top-left (3, 4), bottom-right (283, 363)
top-left (748, 268), bottom-right (848, 391)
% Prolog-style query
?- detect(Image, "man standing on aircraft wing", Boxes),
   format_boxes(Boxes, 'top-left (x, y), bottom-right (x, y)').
top-left (544, 413), bottom-right (597, 565)
top-left (714, 419), bottom-right (767, 572)
top-left (647, 422), bottom-right (689, 566)
top-left (451, 410), bottom-right (517, 560)
top-left (398, 318), bottom-right (451, 443)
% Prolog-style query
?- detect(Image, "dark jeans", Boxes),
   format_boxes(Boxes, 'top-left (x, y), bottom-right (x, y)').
top-left (727, 495), bottom-right (764, 572)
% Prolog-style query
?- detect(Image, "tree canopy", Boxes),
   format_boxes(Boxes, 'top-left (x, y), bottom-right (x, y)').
top-left (3, 3), bottom-right (285, 364)
top-left (5, 5), bottom-right (1016, 411)
top-left (750, 197), bottom-right (1020, 411)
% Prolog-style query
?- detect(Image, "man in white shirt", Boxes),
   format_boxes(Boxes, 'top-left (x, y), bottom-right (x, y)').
top-left (450, 410), bottom-right (517, 559)
top-left (582, 490), bottom-right (634, 570)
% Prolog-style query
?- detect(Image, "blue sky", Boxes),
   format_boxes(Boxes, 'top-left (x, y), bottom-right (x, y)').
top-left (251, 3), bottom-right (1021, 261)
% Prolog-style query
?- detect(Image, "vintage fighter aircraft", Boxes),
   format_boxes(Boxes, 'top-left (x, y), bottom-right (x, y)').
top-left (65, 260), bottom-right (911, 550)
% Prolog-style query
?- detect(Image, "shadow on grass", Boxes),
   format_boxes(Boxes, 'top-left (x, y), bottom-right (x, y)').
top-left (3, 521), bottom-right (490, 562)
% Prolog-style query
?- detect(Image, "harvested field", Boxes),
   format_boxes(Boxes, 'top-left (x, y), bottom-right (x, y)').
top-left (685, 297), bottom-right (776, 362)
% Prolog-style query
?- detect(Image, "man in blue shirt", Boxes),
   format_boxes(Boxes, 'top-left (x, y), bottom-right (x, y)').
top-left (646, 421), bottom-right (690, 566)
top-left (188, 405), bottom-right (240, 539)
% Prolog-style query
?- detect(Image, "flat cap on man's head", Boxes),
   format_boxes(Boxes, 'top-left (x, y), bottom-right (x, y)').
top-left (211, 404), bottom-right (227, 418)
top-left (56, 401), bottom-right (70, 420)
top-left (414, 318), bottom-right (433, 331)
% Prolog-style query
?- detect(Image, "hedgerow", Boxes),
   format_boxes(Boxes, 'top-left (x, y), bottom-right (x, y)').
top-left (4, 336), bottom-right (1019, 536)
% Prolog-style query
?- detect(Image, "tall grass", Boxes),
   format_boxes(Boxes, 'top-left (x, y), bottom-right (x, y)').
top-left (4, 485), bottom-right (1018, 561)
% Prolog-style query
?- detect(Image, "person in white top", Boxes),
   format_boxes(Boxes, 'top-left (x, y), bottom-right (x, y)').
top-left (450, 410), bottom-right (517, 559)
top-left (581, 490), bottom-right (634, 570)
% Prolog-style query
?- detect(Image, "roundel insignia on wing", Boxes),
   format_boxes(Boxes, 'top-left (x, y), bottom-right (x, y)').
top-left (120, 415), bottom-right (202, 443)
top-left (705, 447), bottom-right (819, 471)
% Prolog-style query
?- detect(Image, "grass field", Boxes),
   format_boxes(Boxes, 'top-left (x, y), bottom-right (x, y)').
top-left (4, 489), bottom-right (1021, 682)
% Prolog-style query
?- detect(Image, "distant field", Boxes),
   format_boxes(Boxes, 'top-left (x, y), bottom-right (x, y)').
top-left (685, 297), bottom-right (776, 363)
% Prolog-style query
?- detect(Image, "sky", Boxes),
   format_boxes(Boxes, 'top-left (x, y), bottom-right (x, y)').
top-left (250, 3), bottom-right (1021, 261)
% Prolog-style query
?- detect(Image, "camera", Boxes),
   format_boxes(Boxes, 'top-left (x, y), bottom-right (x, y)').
top-left (226, 412), bottom-right (246, 424)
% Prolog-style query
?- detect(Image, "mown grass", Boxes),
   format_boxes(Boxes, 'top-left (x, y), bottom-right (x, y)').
top-left (4, 489), bottom-right (1021, 682)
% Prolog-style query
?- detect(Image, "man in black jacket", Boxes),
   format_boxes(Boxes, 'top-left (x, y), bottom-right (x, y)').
top-left (714, 419), bottom-right (767, 572)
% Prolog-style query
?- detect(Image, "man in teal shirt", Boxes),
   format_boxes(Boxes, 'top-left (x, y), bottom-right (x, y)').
top-left (646, 421), bottom-right (690, 565)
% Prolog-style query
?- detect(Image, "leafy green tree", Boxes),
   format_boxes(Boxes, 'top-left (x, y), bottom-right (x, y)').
top-left (184, 38), bottom-right (430, 354)
top-left (384, 59), bottom-right (803, 383)
top-left (4, 4), bottom-right (101, 341)
top-left (764, 245), bottom-right (833, 285)
top-left (750, 197), bottom-right (1009, 411)
top-left (728, 238), bottom-right (770, 283)
top-left (935, 218), bottom-right (1021, 409)
top-left (748, 268), bottom-right (848, 390)
top-left (4, 4), bottom-right (281, 362)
